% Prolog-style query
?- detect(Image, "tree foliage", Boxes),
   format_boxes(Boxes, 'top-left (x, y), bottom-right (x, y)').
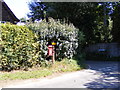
top-left (28, 2), bottom-right (119, 45)
top-left (28, 2), bottom-right (47, 21)
top-left (28, 2), bottom-right (98, 45)
top-left (111, 2), bottom-right (120, 43)
top-left (93, 2), bottom-right (113, 43)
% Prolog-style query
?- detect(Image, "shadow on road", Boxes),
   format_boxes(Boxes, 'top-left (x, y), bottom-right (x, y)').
top-left (84, 60), bottom-right (120, 89)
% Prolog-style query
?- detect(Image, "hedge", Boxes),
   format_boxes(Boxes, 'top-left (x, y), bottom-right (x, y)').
top-left (0, 19), bottom-right (85, 71)
top-left (26, 18), bottom-right (85, 61)
top-left (0, 23), bottom-right (40, 71)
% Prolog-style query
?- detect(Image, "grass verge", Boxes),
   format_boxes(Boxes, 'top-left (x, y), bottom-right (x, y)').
top-left (0, 58), bottom-right (86, 80)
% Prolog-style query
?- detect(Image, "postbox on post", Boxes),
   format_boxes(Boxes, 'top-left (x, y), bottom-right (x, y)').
top-left (47, 42), bottom-right (56, 64)
top-left (48, 45), bottom-right (53, 56)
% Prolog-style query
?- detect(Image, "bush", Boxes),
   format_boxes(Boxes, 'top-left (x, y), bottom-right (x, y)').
top-left (26, 18), bottom-right (85, 61)
top-left (0, 19), bottom-right (85, 71)
top-left (0, 23), bottom-right (40, 71)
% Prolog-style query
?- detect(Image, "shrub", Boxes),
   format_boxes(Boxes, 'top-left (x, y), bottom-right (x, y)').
top-left (0, 23), bottom-right (40, 71)
top-left (26, 18), bottom-right (84, 61)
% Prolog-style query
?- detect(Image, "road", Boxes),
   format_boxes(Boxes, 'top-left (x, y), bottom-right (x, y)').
top-left (3, 60), bottom-right (120, 88)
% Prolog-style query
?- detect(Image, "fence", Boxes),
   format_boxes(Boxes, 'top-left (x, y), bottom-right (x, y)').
top-left (85, 43), bottom-right (120, 57)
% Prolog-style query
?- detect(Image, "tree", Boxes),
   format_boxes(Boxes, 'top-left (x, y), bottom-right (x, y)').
top-left (28, 2), bottom-right (98, 45)
top-left (93, 2), bottom-right (113, 43)
top-left (27, 2), bottom-right (47, 21)
top-left (111, 2), bottom-right (120, 43)
top-left (28, 2), bottom-right (117, 45)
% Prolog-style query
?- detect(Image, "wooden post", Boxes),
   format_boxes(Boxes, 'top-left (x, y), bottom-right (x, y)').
top-left (52, 46), bottom-right (55, 64)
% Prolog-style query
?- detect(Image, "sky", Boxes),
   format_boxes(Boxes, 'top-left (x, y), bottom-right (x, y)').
top-left (4, 0), bottom-right (32, 19)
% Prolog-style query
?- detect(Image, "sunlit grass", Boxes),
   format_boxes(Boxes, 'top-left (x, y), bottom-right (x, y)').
top-left (0, 59), bottom-right (85, 80)
top-left (0, 69), bottom-right (52, 80)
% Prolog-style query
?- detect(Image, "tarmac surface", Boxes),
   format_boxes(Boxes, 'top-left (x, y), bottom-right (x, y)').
top-left (2, 60), bottom-right (120, 89)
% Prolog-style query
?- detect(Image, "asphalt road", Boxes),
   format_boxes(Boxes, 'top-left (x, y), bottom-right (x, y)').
top-left (3, 60), bottom-right (120, 88)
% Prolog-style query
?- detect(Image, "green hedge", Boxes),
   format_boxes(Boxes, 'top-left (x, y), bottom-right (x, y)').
top-left (0, 23), bottom-right (40, 71)
top-left (0, 19), bottom-right (85, 71)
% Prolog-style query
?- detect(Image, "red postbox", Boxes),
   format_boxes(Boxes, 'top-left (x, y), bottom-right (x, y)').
top-left (48, 45), bottom-right (53, 56)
